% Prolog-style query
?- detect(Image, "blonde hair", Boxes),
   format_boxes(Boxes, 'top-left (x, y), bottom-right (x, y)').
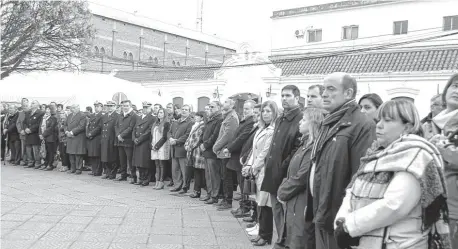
top-left (303, 108), bottom-right (326, 146)
top-left (377, 99), bottom-right (423, 137)
top-left (259, 100), bottom-right (279, 127)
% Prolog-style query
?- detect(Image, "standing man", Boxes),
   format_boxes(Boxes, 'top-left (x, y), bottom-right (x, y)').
top-left (212, 98), bottom-right (241, 210)
top-left (23, 100), bottom-right (45, 169)
top-left (200, 101), bottom-right (223, 204)
top-left (114, 100), bottom-right (137, 181)
top-left (17, 98), bottom-right (29, 166)
top-left (86, 101), bottom-right (103, 176)
top-left (65, 104), bottom-right (87, 175)
top-left (132, 102), bottom-right (156, 186)
top-left (101, 101), bottom-right (119, 179)
top-left (307, 84), bottom-right (325, 109)
top-left (262, 85), bottom-right (303, 249)
top-left (311, 72), bottom-right (376, 249)
top-left (169, 104), bottom-right (194, 193)
top-left (4, 105), bottom-right (20, 165)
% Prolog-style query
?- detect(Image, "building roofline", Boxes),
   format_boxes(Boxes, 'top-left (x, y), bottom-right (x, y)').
top-left (271, 0), bottom-right (411, 19)
top-left (89, 3), bottom-right (237, 51)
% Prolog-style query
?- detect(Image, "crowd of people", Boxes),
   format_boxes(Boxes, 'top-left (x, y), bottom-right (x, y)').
top-left (1, 72), bottom-right (457, 249)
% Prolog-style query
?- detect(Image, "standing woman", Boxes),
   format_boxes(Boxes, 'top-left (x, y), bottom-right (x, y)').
top-left (277, 108), bottom-right (325, 249)
top-left (359, 93), bottom-right (383, 122)
top-left (151, 108), bottom-right (171, 190)
top-left (243, 100), bottom-right (278, 246)
top-left (39, 106), bottom-right (58, 171)
top-left (431, 73), bottom-right (458, 248)
top-left (185, 111), bottom-right (207, 198)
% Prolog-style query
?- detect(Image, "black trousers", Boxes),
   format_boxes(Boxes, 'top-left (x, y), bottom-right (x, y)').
top-left (138, 168), bottom-right (149, 183)
top-left (155, 160), bottom-right (166, 182)
top-left (1, 136), bottom-right (6, 160)
top-left (9, 139), bottom-right (21, 163)
top-left (58, 142), bottom-right (70, 167)
top-left (103, 161), bottom-right (117, 179)
top-left (149, 160), bottom-right (156, 182)
top-left (89, 156), bottom-right (102, 176)
top-left (69, 154), bottom-right (83, 172)
top-left (223, 166), bottom-right (236, 204)
top-left (258, 206), bottom-right (273, 242)
top-left (193, 168), bottom-right (206, 192)
top-left (117, 146), bottom-right (133, 179)
top-left (45, 142), bottom-right (57, 167)
top-left (184, 165), bottom-right (193, 190)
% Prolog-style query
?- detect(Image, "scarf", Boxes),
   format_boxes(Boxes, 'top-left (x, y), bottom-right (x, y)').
top-left (433, 109), bottom-right (458, 131)
top-left (41, 113), bottom-right (51, 134)
top-left (350, 135), bottom-right (451, 248)
top-left (311, 100), bottom-right (356, 160)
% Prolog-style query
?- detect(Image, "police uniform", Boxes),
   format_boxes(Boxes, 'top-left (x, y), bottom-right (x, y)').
top-left (100, 101), bottom-right (119, 179)
top-left (131, 102), bottom-right (157, 185)
top-left (86, 101), bottom-right (103, 176)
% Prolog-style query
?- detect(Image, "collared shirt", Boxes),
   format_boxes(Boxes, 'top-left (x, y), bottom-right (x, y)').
top-left (123, 108), bottom-right (133, 117)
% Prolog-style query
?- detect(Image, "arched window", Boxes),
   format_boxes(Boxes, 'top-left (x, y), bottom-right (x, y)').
top-left (100, 47), bottom-right (105, 56)
top-left (173, 97), bottom-right (184, 107)
top-left (94, 46), bottom-right (99, 54)
top-left (123, 52), bottom-right (127, 59)
top-left (198, 97), bottom-right (210, 111)
top-left (128, 52), bottom-right (133, 61)
top-left (154, 57), bottom-right (158, 64)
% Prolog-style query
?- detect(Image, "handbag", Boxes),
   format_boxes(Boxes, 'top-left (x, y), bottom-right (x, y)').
top-left (428, 224), bottom-right (444, 249)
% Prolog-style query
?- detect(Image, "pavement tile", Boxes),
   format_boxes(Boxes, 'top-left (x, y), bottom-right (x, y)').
top-left (48, 223), bottom-right (87, 232)
top-left (148, 235), bottom-right (182, 244)
top-left (3, 229), bottom-right (47, 240)
top-left (150, 226), bottom-right (183, 235)
top-left (85, 224), bottom-right (119, 233)
top-left (152, 219), bottom-right (182, 227)
top-left (0, 239), bottom-right (36, 249)
top-left (91, 217), bottom-right (124, 225)
top-left (117, 225), bottom-right (151, 234)
top-left (40, 231), bottom-right (82, 241)
top-left (108, 243), bottom-right (148, 249)
top-left (17, 221), bottom-right (55, 231)
top-left (122, 218), bottom-right (153, 226)
top-left (70, 242), bottom-right (110, 249)
top-left (147, 245), bottom-right (183, 249)
top-left (211, 221), bottom-right (244, 229)
top-left (29, 240), bottom-right (73, 249)
top-left (126, 212), bottom-right (155, 219)
top-left (28, 215), bottom-right (64, 223)
top-left (1, 221), bottom-right (24, 229)
top-left (216, 237), bottom-right (252, 245)
top-left (60, 215), bottom-right (94, 224)
top-left (1, 214), bottom-right (34, 222)
top-left (182, 220), bottom-right (212, 228)
top-left (182, 236), bottom-right (218, 245)
top-left (68, 210), bottom-right (99, 217)
top-left (112, 233), bottom-right (149, 244)
top-left (78, 232), bottom-right (116, 243)
top-left (128, 207), bottom-right (156, 213)
top-left (182, 227), bottom-right (214, 236)
top-left (214, 227), bottom-right (247, 237)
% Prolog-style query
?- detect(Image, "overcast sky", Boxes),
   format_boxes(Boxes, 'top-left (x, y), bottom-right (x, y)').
top-left (89, 0), bottom-right (336, 53)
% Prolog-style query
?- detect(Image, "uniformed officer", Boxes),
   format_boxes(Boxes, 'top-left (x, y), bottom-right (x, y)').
top-left (86, 101), bottom-right (103, 176)
top-left (101, 101), bottom-right (119, 179)
top-left (131, 101), bottom-right (157, 186)
top-left (114, 100), bottom-right (137, 181)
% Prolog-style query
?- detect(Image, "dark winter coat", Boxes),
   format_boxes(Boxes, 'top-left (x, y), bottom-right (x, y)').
top-left (226, 115), bottom-right (255, 171)
top-left (278, 141), bottom-right (314, 249)
top-left (261, 107), bottom-right (303, 194)
top-left (200, 111), bottom-right (223, 159)
top-left (6, 112), bottom-right (19, 142)
top-left (169, 115), bottom-right (194, 158)
top-left (86, 112), bottom-right (103, 157)
top-left (16, 109), bottom-right (27, 140)
top-left (312, 103), bottom-right (376, 232)
top-left (101, 111), bottom-right (119, 163)
top-left (41, 115), bottom-right (58, 143)
top-left (132, 114), bottom-right (156, 168)
top-left (23, 109), bottom-right (45, 146)
top-left (115, 110), bottom-right (137, 147)
top-left (65, 111), bottom-right (87, 155)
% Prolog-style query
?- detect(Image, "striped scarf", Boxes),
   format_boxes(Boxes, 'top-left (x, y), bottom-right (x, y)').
top-left (311, 100), bottom-right (356, 161)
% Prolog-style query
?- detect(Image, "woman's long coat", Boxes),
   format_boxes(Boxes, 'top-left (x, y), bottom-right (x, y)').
top-left (132, 114), bottom-right (156, 168)
top-left (247, 124), bottom-right (274, 207)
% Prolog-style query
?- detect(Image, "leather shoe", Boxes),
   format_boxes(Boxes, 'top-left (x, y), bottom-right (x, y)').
top-left (189, 192), bottom-right (201, 198)
top-left (252, 238), bottom-right (271, 246)
top-left (250, 236), bottom-right (261, 243)
top-left (101, 175), bottom-right (109, 179)
top-left (199, 195), bottom-right (210, 201)
top-left (170, 188), bottom-right (181, 192)
top-left (75, 170), bottom-right (82, 175)
top-left (114, 177), bottom-right (127, 181)
top-left (88, 172), bottom-right (94, 175)
top-left (178, 189), bottom-right (188, 194)
top-left (243, 217), bottom-right (255, 223)
top-left (205, 198), bottom-right (218, 204)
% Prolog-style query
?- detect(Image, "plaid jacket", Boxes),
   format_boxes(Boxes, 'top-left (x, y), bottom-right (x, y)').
top-left (185, 122), bottom-right (205, 169)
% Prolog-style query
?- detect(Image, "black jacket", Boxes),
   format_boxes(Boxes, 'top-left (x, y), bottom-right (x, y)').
top-left (312, 102), bottom-right (376, 232)
top-left (200, 111), bottom-right (223, 158)
top-left (227, 115), bottom-right (255, 155)
top-left (240, 125), bottom-right (259, 165)
top-left (261, 107), bottom-right (303, 194)
top-left (5, 112), bottom-right (19, 141)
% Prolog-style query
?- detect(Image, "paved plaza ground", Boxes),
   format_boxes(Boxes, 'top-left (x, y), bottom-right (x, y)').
top-left (1, 163), bottom-right (269, 249)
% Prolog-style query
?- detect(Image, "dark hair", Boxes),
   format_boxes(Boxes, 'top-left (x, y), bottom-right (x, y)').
top-left (174, 104), bottom-right (181, 110)
top-left (57, 104), bottom-right (63, 109)
top-left (282, 85), bottom-right (301, 97)
top-left (156, 108), bottom-right (170, 130)
top-left (359, 93), bottom-right (383, 109)
top-left (254, 104), bottom-right (261, 109)
top-left (195, 111), bottom-right (207, 122)
top-left (86, 106), bottom-right (93, 113)
top-left (154, 103), bottom-right (162, 108)
top-left (21, 98), bottom-right (29, 102)
top-left (50, 102), bottom-right (57, 105)
top-left (442, 73), bottom-right (458, 106)
top-left (308, 85), bottom-right (325, 96)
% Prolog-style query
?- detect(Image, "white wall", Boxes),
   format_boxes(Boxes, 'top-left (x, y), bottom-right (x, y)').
top-left (271, 0), bottom-right (458, 55)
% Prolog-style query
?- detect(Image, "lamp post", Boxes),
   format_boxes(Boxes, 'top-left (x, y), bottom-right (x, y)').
top-left (213, 86), bottom-right (220, 101)
top-left (266, 84), bottom-right (273, 98)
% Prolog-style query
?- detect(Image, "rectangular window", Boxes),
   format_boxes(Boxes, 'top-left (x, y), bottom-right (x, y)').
top-left (342, 25), bottom-right (359, 40)
top-left (308, 29), bottom-right (322, 43)
top-left (393, 20), bottom-right (408, 35)
top-left (443, 15), bottom-right (458, 31)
